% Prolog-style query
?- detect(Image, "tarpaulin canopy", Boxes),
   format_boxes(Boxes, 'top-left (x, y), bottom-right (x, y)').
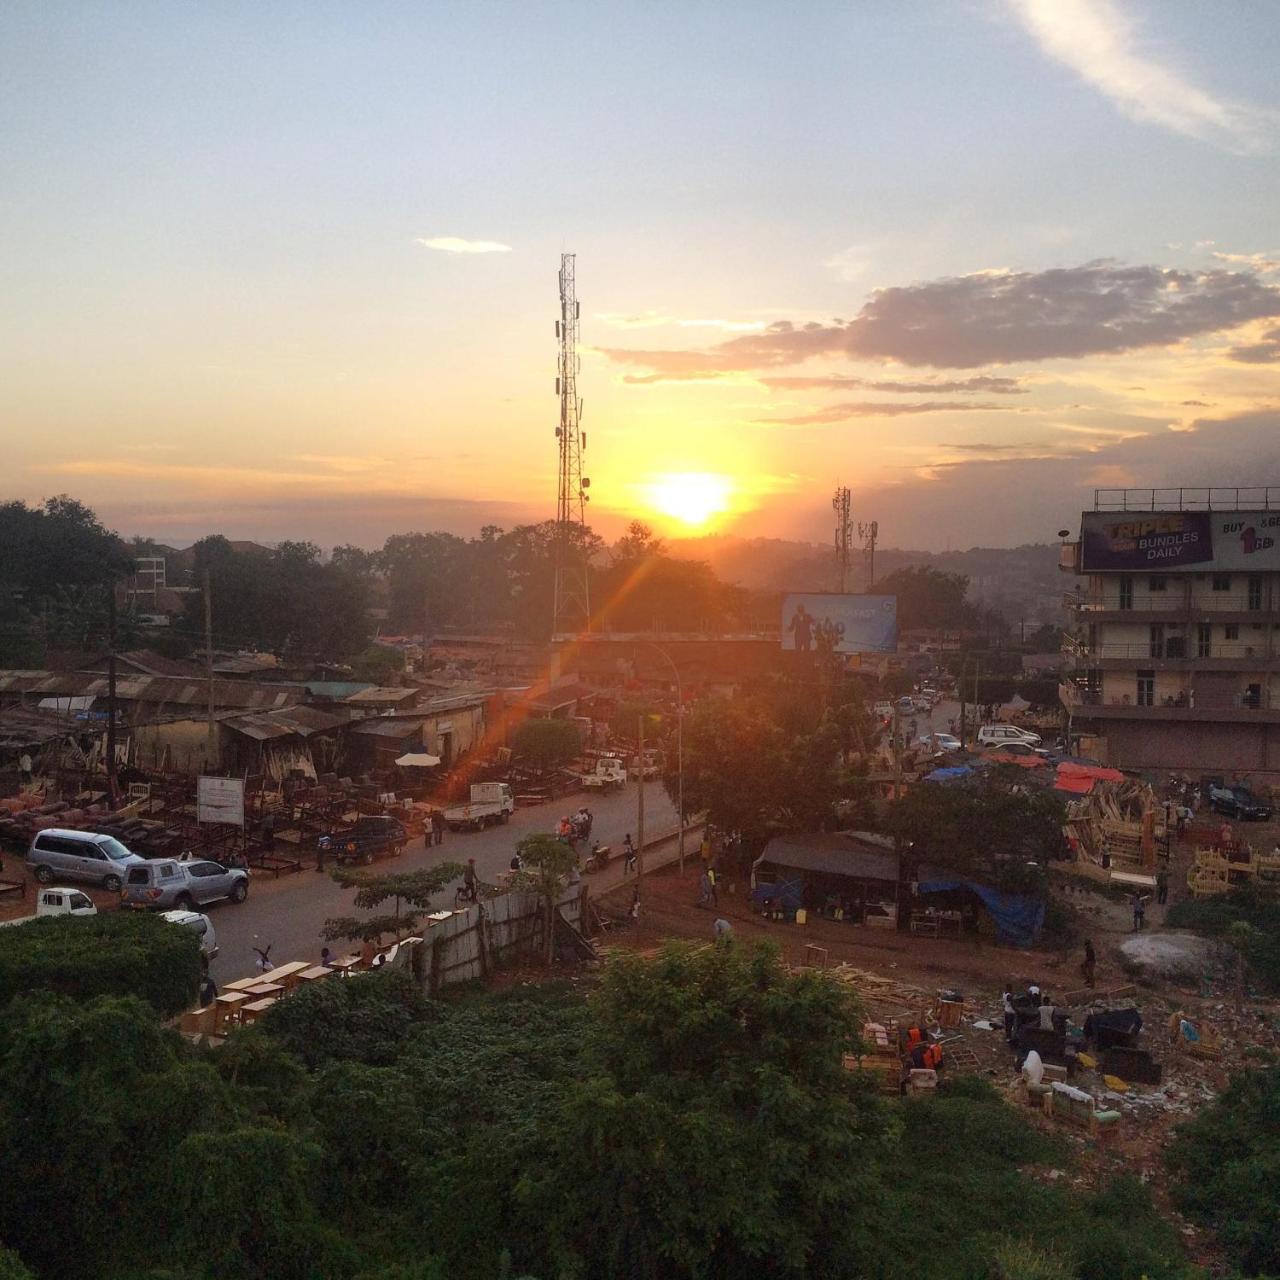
top-left (916, 877), bottom-right (1045, 946)
top-left (922, 765), bottom-right (975, 783)
top-left (394, 752), bottom-right (441, 767)
top-left (1054, 773), bottom-right (1095, 794)
top-left (1057, 761), bottom-right (1125, 782)
top-left (985, 752), bottom-right (1049, 769)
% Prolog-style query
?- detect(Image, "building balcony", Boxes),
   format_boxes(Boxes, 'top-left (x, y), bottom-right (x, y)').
top-left (1064, 588), bottom-right (1279, 622)
top-left (1062, 640), bottom-right (1280, 671)
top-left (1060, 682), bottom-right (1280, 721)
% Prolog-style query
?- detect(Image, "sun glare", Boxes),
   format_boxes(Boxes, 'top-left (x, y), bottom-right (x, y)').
top-left (647, 472), bottom-right (733, 528)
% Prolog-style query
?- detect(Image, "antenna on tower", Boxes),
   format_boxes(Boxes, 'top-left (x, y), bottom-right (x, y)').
top-left (553, 253), bottom-right (591, 636)
top-left (832, 486), bottom-right (852, 593)
top-left (859, 518), bottom-right (879, 590)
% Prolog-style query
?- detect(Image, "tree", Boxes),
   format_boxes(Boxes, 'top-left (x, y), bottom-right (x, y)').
top-left (511, 718), bottom-right (581, 771)
top-left (874, 565), bottom-right (975, 631)
top-left (510, 833), bottom-right (578, 966)
top-left (351, 644), bottom-right (406, 683)
top-left (324, 864), bottom-right (465, 945)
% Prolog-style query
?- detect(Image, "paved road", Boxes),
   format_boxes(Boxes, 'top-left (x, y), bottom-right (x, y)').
top-left (209, 780), bottom-right (678, 982)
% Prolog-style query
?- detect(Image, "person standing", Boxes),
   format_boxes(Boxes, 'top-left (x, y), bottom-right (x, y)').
top-left (1081, 939), bottom-right (1096, 988)
top-left (707, 866), bottom-right (718, 908)
top-left (18, 752), bottom-right (33, 786)
top-left (431, 809), bottom-right (445, 847)
top-left (462, 857), bottom-right (478, 902)
top-left (623, 834), bottom-right (637, 874)
top-left (1002, 987), bottom-right (1016, 1043)
top-left (1131, 893), bottom-right (1146, 931)
top-left (1156, 866), bottom-right (1169, 906)
top-left (316, 830), bottom-right (331, 873)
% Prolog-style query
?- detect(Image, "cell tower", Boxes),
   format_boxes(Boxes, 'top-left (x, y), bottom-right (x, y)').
top-left (832, 486), bottom-right (852, 593)
top-left (553, 253), bottom-right (591, 636)
top-left (859, 519), bottom-right (879, 590)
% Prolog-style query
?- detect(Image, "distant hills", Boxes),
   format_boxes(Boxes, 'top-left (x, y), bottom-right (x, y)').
top-left (668, 534), bottom-right (1066, 626)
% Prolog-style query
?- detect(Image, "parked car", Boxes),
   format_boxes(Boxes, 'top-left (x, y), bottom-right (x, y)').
top-left (976, 724), bottom-right (1043, 749)
top-left (0, 885), bottom-right (98, 928)
top-left (1208, 784), bottom-right (1273, 821)
top-left (160, 908), bottom-right (218, 959)
top-left (322, 814), bottom-right (411, 862)
top-left (895, 696), bottom-right (915, 712)
top-left (916, 732), bottom-right (962, 754)
top-left (873, 701), bottom-right (894, 720)
top-left (25, 829), bottom-right (146, 893)
top-left (983, 739), bottom-right (1050, 759)
top-left (121, 857), bottom-right (249, 911)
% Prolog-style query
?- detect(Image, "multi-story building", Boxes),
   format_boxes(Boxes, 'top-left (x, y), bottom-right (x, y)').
top-left (1059, 489), bottom-right (1280, 782)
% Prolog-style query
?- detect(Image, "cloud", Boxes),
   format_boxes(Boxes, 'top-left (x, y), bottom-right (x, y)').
top-left (1227, 325), bottom-right (1280, 363)
top-left (415, 237), bottom-right (512, 254)
top-left (755, 401), bottom-right (1006, 426)
top-left (760, 374), bottom-right (1028, 394)
top-left (602, 261), bottom-right (1280, 374)
top-left (1005, 0), bottom-right (1277, 153)
top-left (1212, 251), bottom-right (1280, 274)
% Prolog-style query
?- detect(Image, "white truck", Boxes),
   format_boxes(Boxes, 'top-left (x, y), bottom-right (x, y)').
top-left (581, 755), bottom-right (627, 792)
top-left (0, 886), bottom-right (98, 927)
top-left (443, 781), bottom-right (515, 832)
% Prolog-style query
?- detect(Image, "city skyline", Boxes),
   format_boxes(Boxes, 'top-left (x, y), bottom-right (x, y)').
top-left (2, 1), bottom-right (1278, 550)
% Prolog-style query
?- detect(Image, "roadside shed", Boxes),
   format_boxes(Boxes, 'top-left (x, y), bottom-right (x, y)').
top-left (756, 832), bottom-right (901, 928)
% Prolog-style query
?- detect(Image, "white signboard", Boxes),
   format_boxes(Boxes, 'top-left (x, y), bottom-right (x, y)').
top-left (197, 776), bottom-right (245, 827)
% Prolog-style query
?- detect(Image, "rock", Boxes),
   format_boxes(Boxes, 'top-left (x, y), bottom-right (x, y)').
top-left (1116, 931), bottom-right (1225, 984)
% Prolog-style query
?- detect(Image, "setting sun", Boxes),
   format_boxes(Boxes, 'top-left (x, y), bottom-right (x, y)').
top-left (647, 472), bottom-right (733, 528)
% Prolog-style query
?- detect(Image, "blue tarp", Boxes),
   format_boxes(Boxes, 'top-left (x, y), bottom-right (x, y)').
top-left (751, 876), bottom-right (803, 912)
top-left (922, 765), bottom-right (974, 783)
top-left (916, 877), bottom-right (1045, 946)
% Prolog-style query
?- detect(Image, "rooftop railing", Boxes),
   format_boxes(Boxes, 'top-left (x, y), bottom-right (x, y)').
top-left (1093, 487), bottom-right (1280, 512)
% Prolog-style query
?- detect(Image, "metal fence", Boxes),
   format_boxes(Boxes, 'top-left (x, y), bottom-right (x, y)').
top-left (1093, 487), bottom-right (1280, 512)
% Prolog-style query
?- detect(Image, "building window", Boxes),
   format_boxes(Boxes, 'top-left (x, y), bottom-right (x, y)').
top-left (1149, 575), bottom-right (1167, 592)
top-left (1136, 671), bottom-right (1155, 706)
top-left (1212, 574), bottom-right (1231, 592)
top-left (1247, 574), bottom-right (1263, 610)
top-left (1197, 623), bottom-right (1212, 658)
top-left (1243, 683), bottom-right (1262, 710)
top-left (1118, 578), bottom-right (1133, 610)
top-left (1149, 623), bottom-right (1164, 658)
top-left (1225, 624), bottom-right (1239, 641)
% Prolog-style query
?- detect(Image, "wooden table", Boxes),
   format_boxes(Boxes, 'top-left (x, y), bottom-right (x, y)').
top-left (257, 960), bottom-right (311, 991)
top-left (239, 997), bottom-right (277, 1025)
top-left (244, 982), bottom-right (284, 998)
top-left (297, 965), bottom-right (335, 983)
top-left (223, 976), bottom-right (264, 993)
top-left (331, 956), bottom-right (363, 976)
top-left (213, 991), bottom-right (252, 1029)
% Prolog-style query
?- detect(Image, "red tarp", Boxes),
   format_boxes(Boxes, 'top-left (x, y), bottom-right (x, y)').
top-left (1057, 762), bottom-right (1125, 782)
top-left (1054, 774), bottom-right (1095, 794)
top-left (985, 752), bottom-right (1049, 769)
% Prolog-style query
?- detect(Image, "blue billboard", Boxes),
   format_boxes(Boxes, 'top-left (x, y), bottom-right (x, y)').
top-left (781, 593), bottom-right (897, 654)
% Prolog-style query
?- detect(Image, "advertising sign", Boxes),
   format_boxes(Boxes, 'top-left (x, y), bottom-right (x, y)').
top-left (781, 593), bottom-right (897, 654)
top-left (1079, 511), bottom-right (1213, 570)
top-left (1080, 510), bottom-right (1280, 572)
top-left (197, 776), bottom-right (245, 827)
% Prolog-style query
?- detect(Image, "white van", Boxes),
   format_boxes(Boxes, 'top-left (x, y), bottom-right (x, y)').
top-left (977, 724), bottom-right (1043, 749)
top-left (160, 909), bottom-right (218, 960)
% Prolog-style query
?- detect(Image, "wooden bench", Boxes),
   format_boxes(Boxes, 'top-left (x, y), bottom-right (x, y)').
top-left (257, 961), bottom-right (311, 991)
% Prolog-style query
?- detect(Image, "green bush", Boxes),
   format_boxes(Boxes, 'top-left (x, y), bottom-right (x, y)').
top-left (0, 911), bottom-right (200, 1015)
top-left (510, 717), bottom-right (581, 770)
top-left (1167, 1063), bottom-right (1280, 1276)
top-left (1167, 888), bottom-right (1280, 991)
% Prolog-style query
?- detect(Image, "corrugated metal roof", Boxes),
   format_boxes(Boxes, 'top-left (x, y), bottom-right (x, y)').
top-left (349, 717), bottom-right (426, 739)
top-left (0, 670), bottom-right (301, 710)
top-left (762, 833), bottom-right (900, 882)
top-left (345, 686), bottom-right (418, 705)
top-left (221, 706), bottom-right (349, 741)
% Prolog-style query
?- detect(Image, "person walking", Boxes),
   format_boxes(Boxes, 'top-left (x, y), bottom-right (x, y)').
top-left (1081, 939), bottom-right (1096, 987)
top-left (623, 834), bottom-right (637, 874)
top-left (1131, 893), bottom-right (1146, 931)
top-left (697, 870), bottom-right (712, 909)
top-left (707, 866), bottom-right (718, 907)
top-left (462, 857), bottom-right (478, 902)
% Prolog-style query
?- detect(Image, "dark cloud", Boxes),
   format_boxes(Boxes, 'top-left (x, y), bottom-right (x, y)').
top-left (942, 442), bottom-right (1038, 452)
top-left (1180, 399), bottom-right (1211, 406)
top-left (1227, 325), bottom-right (1280, 363)
top-left (760, 374), bottom-right (1028, 394)
top-left (603, 262), bottom-right (1280, 375)
top-left (756, 400), bottom-right (1005, 426)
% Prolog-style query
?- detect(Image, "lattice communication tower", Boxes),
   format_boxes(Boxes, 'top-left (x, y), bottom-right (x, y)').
top-left (833, 486), bottom-right (852, 593)
top-left (553, 253), bottom-right (591, 635)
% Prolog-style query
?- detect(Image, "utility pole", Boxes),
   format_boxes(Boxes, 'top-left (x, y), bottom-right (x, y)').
top-left (552, 253), bottom-right (591, 637)
top-left (959, 657), bottom-right (968, 747)
top-left (203, 569), bottom-right (216, 768)
top-left (106, 587), bottom-right (118, 805)
top-left (892, 702), bottom-right (903, 799)
top-left (832, 486), bottom-right (852, 593)
top-left (636, 712), bottom-right (646, 896)
top-left (859, 519), bottom-right (879, 590)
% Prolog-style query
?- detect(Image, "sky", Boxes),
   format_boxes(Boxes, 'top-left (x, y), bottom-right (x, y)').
top-left (2, 0), bottom-right (1279, 552)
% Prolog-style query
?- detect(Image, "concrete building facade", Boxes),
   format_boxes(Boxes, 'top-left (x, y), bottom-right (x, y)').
top-left (1060, 490), bottom-right (1280, 781)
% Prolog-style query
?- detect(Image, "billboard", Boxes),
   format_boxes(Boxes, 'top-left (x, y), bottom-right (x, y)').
top-left (781, 593), bottom-right (897, 654)
top-left (197, 776), bottom-right (245, 827)
top-left (1079, 510), bottom-right (1280, 571)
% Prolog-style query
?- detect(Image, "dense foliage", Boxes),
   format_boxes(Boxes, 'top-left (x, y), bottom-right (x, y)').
top-left (1166, 887), bottom-right (1280, 992)
top-left (886, 780), bottom-right (1067, 891)
top-left (1166, 1063), bottom-right (1280, 1276)
top-left (0, 938), bottom-right (1199, 1280)
top-left (510, 717), bottom-right (582, 770)
top-left (0, 911), bottom-right (200, 1015)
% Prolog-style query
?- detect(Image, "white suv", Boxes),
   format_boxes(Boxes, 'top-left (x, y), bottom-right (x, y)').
top-left (976, 724), bottom-right (1043, 749)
